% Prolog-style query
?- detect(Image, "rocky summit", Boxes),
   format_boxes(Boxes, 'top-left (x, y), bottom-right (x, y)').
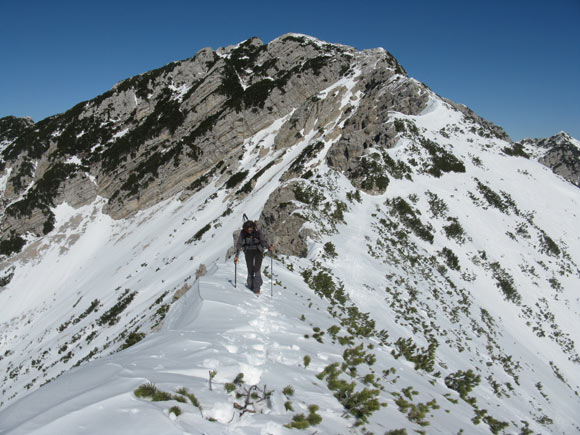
top-left (0, 34), bottom-right (579, 434)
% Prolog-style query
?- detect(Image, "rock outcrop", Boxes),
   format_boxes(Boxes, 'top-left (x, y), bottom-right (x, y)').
top-left (518, 132), bottom-right (580, 188)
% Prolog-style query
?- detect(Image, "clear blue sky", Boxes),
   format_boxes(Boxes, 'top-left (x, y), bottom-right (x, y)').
top-left (1, 0), bottom-right (579, 141)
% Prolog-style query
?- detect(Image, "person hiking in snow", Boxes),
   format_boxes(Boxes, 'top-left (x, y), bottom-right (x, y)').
top-left (234, 220), bottom-right (273, 294)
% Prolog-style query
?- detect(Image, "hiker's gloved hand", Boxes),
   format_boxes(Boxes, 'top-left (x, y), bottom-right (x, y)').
top-left (268, 245), bottom-right (274, 252)
top-left (234, 256), bottom-right (239, 264)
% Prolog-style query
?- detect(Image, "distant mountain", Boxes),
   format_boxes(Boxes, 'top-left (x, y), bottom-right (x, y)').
top-left (1, 34), bottom-right (579, 434)
top-left (516, 132), bottom-right (580, 187)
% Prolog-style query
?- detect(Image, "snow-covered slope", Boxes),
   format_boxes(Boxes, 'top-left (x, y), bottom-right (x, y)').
top-left (1, 35), bottom-right (580, 434)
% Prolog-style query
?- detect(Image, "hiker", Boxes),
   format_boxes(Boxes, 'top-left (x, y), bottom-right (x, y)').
top-left (234, 220), bottom-right (273, 294)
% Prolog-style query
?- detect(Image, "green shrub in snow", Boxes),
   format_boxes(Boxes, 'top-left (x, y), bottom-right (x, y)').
top-left (392, 337), bottom-right (437, 372)
top-left (443, 218), bottom-right (466, 243)
top-left (539, 232), bottom-right (561, 256)
top-left (191, 223), bottom-right (211, 242)
top-left (169, 406), bottom-right (182, 416)
top-left (323, 242), bottom-right (338, 258)
top-left (489, 262), bottom-right (521, 304)
top-left (97, 290), bottom-right (136, 326)
top-left (134, 382), bottom-right (158, 398)
top-left (316, 362), bottom-right (382, 425)
top-left (388, 197), bottom-right (434, 243)
top-left (419, 138), bottom-right (465, 177)
top-left (120, 331), bottom-right (146, 349)
top-left (426, 191), bottom-right (448, 218)
top-left (225, 170), bottom-right (249, 189)
top-left (444, 369), bottom-right (480, 402)
top-left (503, 143), bottom-right (529, 158)
top-left (0, 235), bottom-right (26, 257)
top-left (176, 387), bottom-right (201, 408)
top-left (440, 247), bottom-right (460, 270)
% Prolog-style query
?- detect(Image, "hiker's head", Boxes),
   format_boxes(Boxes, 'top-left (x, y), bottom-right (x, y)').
top-left (243, 220), bottom-right (256, 232)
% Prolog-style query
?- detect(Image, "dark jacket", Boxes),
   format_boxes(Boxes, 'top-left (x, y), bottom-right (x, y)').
top-left (235, 228), bottom-right (269, 256)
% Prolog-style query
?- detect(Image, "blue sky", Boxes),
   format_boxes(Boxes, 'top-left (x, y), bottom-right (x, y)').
top-left (1, 0), bottom-right (578, 141)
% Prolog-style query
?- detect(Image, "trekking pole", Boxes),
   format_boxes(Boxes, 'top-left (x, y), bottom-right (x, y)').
top-left (234, 259), bottom-right (237, 288)
top-left (270, 250), bottom-right (273, 297)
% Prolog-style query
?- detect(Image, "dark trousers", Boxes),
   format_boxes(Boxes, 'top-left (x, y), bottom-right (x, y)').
top-left (244, 249), bottom-right (263, 291)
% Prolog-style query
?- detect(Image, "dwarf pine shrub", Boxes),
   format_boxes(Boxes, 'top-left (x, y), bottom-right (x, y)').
top-left (346, 189), bottom-right (362, 203)
top-left (443, 218), bottom-right (466, 243)
top-left (317, 362), bottom-right (381, 425)
top-left (120, 331), bottom-right (146, 350)
top-left (489, 262), bottom-right (521, 304)
top-left (420, 138), bottom-right (466, 177)
top-left (426, 191), bottom-right (449, 218)
top-left (225, 170), bottom-right (249, 189)
top-left (293, 183), bottom-right (324, 206)
top-left (307, 405), bottom-right (322, 425)
top-left (0, 268), bottom-right (15, 287)
top-left (134, 382), bottom-right (158, 398)
top-left (191, 223), bottom-right (211, 242)
top-left (472, 409), bottom-right (509, 434)
top-left (351, 156), bottom-right (390, 192)
top-left (169, 406), bottom-right (182, 416)
top-left (97, 291), bottom-right (136, 326)
top-left (152, 390), bottom-right (173, 402)
top-left (323, 242), bottom-right (338, 258)
top-left (445, 369), bottom-right (480, 402)
top-left (475, 180), bottom-right (509, 213)
top-left (0, 236), bottom-right (26, 257)
top-left (176, 387), bottom-right (201, 408)
top-left (394, 119), bottom-right (406, 133)
top-left (394, 392), bottom-right (438, 427)
top-left (540, 232), bottom-right (561, 256)
top-left (289, 141), bottom-right (325, 173)
top-left (503, 143), bottom-right (529, 158)
top-left (285, 413), bottom-right (310, 429)
top-left (392, 337), bottom-right (437, 372)
top-left (440, 247), bottom-right (460, 270)
top-left (388, 197), bottom-right (434, 243)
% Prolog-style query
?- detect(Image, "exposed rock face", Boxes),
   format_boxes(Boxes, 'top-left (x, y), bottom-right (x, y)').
top-left (0, 33), bottom-right (548, 256)
top-left (518, 132), bottom-right (580, 188)
top-left (259, 182), bottom-right (310, 257)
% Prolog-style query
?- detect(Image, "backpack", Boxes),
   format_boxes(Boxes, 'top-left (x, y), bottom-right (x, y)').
top-left (240, 216), bottom-right (264, 252)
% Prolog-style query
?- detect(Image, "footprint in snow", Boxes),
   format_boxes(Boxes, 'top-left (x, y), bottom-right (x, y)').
top-left (245, 352), bottom-right (266, 367)
top-left (224, 344), bottom-right (238, 354)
